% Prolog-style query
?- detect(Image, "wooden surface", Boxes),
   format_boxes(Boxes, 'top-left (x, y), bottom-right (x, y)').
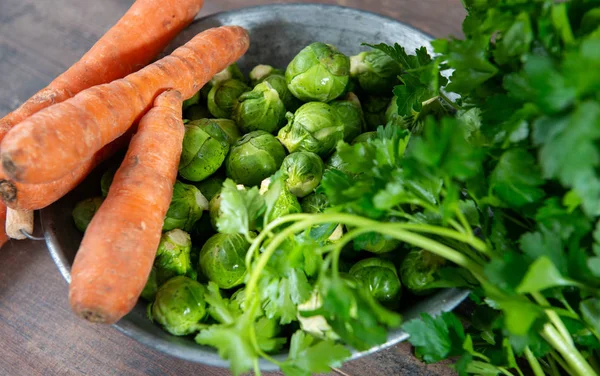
top-left (0, 0), bottom-right (466, 375)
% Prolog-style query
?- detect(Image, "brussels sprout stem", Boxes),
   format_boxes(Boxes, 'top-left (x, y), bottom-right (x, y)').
top-left (524, 347), bottom-right (545, 376)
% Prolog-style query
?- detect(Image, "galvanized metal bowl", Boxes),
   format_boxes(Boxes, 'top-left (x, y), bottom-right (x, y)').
top-left (41, 4), bottom-right (469, 371)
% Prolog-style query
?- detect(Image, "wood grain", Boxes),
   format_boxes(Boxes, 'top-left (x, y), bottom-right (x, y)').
top-left (0, 0), bottom-right (466, 375)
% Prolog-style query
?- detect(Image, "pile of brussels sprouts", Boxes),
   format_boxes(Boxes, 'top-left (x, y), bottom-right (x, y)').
top-left (71, 42), bottom-right (447, 351)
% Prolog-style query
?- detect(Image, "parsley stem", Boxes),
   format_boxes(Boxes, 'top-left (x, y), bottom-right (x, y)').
top-left (542, 324), bottom-right (597, 376)
top-left (331, 227), bottom-right (378, 277)
top-left (546, 355), bottom-right (563, 376)
top-left (549, 351), bottom-right (577, 376)
top-left (439, 91), bottom-right (460, 111)
top-left (454, 207), bottom-right (473, 238)
top-left (532, 292), bottom-right (574, 348)
top-left (524, 347), bottom-right (545, 376)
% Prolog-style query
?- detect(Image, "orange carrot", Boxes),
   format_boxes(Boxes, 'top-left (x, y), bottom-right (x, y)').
top-left (0, 129), bottom-right (134, 211)
top-left (69, 90), bottom-right (184, 324)
top-left (0, 26), bottom-right (250, 185)
top-left (0, 205), bottom-right (8, 248)
top-left (0, 0), bottom-right (204, 137)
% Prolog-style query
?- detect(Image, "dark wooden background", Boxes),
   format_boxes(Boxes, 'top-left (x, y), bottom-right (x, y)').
top-left (0, 0), bottom-right (465, 375)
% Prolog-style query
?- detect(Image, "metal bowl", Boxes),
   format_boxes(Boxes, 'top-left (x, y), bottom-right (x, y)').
top-left (41, 3), bottom-right (469, 371)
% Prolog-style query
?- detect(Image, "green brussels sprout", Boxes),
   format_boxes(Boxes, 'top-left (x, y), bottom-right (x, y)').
top-left (198, 233), bottom-right (251, 289)
top-left (250, 65), bottom-right (303, 112)
top-left (163, 181), bottom-right (208, 232)
top-left (141, 267), bottom-right (158, 301)
top-left (194, 175), bottom-right (225, 202)
top-left (264, 182), bottom-right (302, 225)
top-left (207, 79), bottom-right (250, 119)
top-left (100, 167), bottom-right (116, 197)
top-left (280, 151), bottom-right (323, 198)
top-left (226, 131), bottom-right (287, 186)
top-left (232, 81), bottom-right (286, 134)
top-left (352, 131), bottom-right (377, 144)
top-left (400, 249), bottom-right (447, 295)
top-left (154, 229), bottom-right (195, 285)
top-left (300, 192), bottom-right (330, 213)
top-left (187, 118), bottom-right (241, 145)
top-left (363, 95), bottom-right (391, 131)
top-left (329, 92), bottom-right (364, 142)
top-left (285, 42), bottom-right (350, 103)
top-left (349, 258), bottom-right (402, 304)
top-left (277, 102), bottom-right (344, 157)
top-left (178, 122), bottom-right (230, 182)
top-left (182, 91), bottom-right (201, 110)
top-left (357, 233), bottom-right (401, 254)
top-left (72, 197), bottom-right (104, 232)
top-left (183, 103), bottom-right (211, 121)
top-left (350, 49), bottom-right (402, 94)
top-left (151, 276), bottom-right (207, 336)
top-left (249, 64), bottom-right (284, 85)
top-left (200, 63), bottom-right (247, 101)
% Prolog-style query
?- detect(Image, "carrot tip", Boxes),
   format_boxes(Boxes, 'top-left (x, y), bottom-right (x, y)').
top-left (0, 180), bottom-right (16, 203)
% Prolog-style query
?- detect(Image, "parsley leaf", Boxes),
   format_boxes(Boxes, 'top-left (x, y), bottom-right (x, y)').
top-left (402, 312), bottom-right (466, 363)
top-left (280, 331), bottom-right (350, 376)
top-left (216, 179), bottom-right (265, 238)
top-left (490, 148), bottom-right (545, 208)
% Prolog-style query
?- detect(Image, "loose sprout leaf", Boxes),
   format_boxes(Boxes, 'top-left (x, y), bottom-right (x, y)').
top-left (402, 312), bottom-right (467, 364)
top-left (217, 179), bottom-right (265, 237)
top-left (280, 331), bottom-right (351, 376)
top-left (490, 148), bottom-right (545, 208)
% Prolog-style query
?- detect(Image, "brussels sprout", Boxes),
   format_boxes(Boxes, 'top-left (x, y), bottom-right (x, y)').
top-left (226, 131), bottom-right (287, 186)
top-left (163, 181), bottom-right (208, 232)
top-left (178, 123), bottom-right (230, 182)
top-left (141, 267), bottom-right (158, 301)
top-left (357, 233), bottom-right (401, 254)
top-left (349, 258), bottom-right (402, 304)
top-left (300, 192), bottom-right (330, 213)
top-left (232, 82), bottom-right (286, 134)
top-left (72, 197), bottom-right (104, 232)
top-left (352, 131), bottom-right (377, 144)
top-left (100, 167), bottom-right (116, 197)
top-left (188, 118), bottom-right (241, 145)
top-left (194, 175), bottom-right (225, 202)
top-left (285, 42), bottom-right (350, 103)
top-left (182, 91), bottom-right (201, 110)
top-left (399, 249), bottom-right (447, 295)
top-left (249, 64), bottom-right (284, 85)
top-left (183, 104), bottom-right (211, 121)
top-left (151, 276), bottom-right (207, 336)
top-left (250, 66), bottom-right (302, 112)
top-left (277, 102), bottom-right (344, 157)
top-left (200, 63), bottom-right (247, 101)
top-left (198, 233), bottom-right (251, 289)
top-left (363, 95), bottom-right (391, 131)
top-left (154, 229), bottom-right (195, 284)
top-left (350, 49), bottom-right (402, 94)
top-left (280, 151), bottom-right (323, 198)
top-left (329, 92), bottom-right (364, 142)
top-left (207, 79), bottom-right (250, 119)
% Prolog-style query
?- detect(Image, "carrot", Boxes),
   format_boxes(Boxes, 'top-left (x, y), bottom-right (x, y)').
top-left (0, 0), bottom-right (204, 137)
top-left (0, 205), bottom-right (8, 248)
top-left (0, 130), bottom-right (134, 211)
top-left (0, 25), bottom-right (250, 185)
top-left (69, 90), bottom-right (184, 324)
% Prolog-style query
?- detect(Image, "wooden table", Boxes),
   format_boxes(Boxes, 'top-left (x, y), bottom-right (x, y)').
top-left (0, 1), bottom-right (465, 375)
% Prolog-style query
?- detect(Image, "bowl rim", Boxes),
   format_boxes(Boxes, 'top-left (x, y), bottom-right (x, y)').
top-left (41, 3), bottom-right (468, 371)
